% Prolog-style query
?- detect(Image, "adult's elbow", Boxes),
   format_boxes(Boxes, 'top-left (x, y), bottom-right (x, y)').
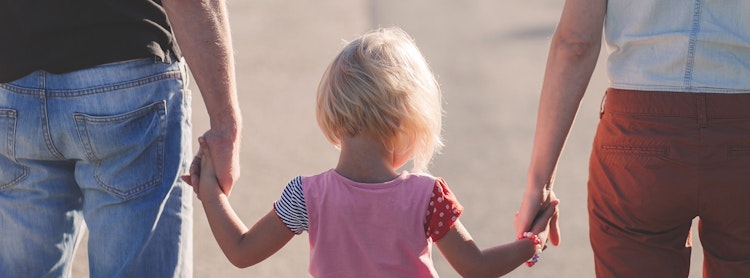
top-left (550, 32), bottom-right (601, 59)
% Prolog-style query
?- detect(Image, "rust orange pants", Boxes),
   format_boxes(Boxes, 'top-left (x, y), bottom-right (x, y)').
top-left (588, 88), bottom-right (750, 277)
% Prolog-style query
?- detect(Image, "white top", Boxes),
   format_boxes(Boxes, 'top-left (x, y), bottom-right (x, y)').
top-left (605, 0), bottom-right (750, 93)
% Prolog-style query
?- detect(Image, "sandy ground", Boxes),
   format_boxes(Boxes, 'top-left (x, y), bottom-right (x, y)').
top-left (72, 0), bottom-right (705, 277)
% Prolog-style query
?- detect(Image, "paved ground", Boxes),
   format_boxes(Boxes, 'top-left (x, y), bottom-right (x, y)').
top-left (73, 0), bottom-right (705, 277)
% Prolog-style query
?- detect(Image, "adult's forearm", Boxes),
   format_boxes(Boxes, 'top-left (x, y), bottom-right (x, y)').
top-left (525, 0), bottom-right (606, 191)
top-left (163, 0), bottom-right (242, 133)
top-left (164, 0), bottom-right (242, 191)
top-left (526, 28), bottom-right (602, 191)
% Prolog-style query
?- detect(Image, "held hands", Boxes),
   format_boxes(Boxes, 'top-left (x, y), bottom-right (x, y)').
top-left (189, 129), bottom-right (240, 196)
top-left (515, 187), bottom-right (561, 247)
top-left (520, 197), bottom-right (559, 249)
top-left (516, 198), bottom-right (558, 268)
top-left (181, 137), bottom-right (226, 201)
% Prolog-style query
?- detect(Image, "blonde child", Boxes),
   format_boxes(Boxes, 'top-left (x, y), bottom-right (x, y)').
top-left (185, 27), bottom-right (558, 277)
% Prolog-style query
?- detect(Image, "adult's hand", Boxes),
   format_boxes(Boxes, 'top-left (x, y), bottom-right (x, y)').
top-left (525, 197), bottom-right (560, 248)
top-left (182, 130), bottom-right (240, 196)
top-left (200, 128), bottom-right (241, 195)
top-left (515, 187), bottom-right (560, 246)
top-left (163, 0), bottom-right (242, 194)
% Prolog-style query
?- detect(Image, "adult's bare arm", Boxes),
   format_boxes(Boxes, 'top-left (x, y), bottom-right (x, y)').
top-left (515, 0), bottom-right (607, 245)
top-left (163, 0), bottom-right (242, 194)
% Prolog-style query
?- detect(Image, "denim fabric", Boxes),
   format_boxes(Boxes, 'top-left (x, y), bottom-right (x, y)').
top-left (605, 0), bottom-right (750, 93)
top-left (0, 57), bottom-right (193, 277)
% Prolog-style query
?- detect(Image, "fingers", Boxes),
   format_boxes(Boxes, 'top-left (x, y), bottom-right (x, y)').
top-left (182, 135), bottom-right (223, 200)
top-left (515, 190), bottom-right (544, 235)
top-left (198, 137), bottom-right (217, 176)
top-left (181, 136), bottom-right (210, 198)
top-left (198, 136), bottom-right (210, 155)
top-left (181, 173), bottom-right (200, 197)
top-left (530, 199), bottom-right (559, 234)
top-left (186, 144), bottom-right (205, 196)
top-left (190, 160), bottom-right (200, 185)
top-left (547, 191), bottom-right (561, 246)
top-left (515, 209), bottom-right (538, 236)
top-left (181, 174), bottom-right (192, 185)
top-left (549, 208), bottom-right (561, 246)
top-left (200, 130), bottom-right (240, 196)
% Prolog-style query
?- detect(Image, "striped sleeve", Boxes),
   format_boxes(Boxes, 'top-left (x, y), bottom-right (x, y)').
top-left (273, 176), bottom-right (308, 234)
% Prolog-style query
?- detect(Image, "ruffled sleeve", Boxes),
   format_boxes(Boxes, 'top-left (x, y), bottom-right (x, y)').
top-left (424, 178), bottom-right (464, 241)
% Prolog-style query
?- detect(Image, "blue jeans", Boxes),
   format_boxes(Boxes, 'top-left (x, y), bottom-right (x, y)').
top-left (0, 57), bottom-right (193, 277)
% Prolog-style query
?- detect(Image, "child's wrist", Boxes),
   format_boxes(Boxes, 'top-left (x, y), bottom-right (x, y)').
top-left (517, 232), bottom-right (543, 267)
top-left (200, 192), bottom-right (229, 206)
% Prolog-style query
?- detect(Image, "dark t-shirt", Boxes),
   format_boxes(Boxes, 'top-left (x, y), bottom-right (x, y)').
top-left (0, 0), bottom-right (180, 83)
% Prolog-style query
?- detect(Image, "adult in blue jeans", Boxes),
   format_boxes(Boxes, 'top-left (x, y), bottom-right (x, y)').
top-left (0, 0), bottom-right (242, 277)
top-left (515, 0), bottom-right (750, 277)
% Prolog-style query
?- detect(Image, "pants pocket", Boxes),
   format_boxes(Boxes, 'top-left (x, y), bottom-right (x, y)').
top-left (601, 144), bottom-right (669, 157)
top-left (74, 101), bottom-right (167, 199)
top-left (0, 109), bottom-right (28, 190)
top-left (728, 145), bottom-right (750, 156)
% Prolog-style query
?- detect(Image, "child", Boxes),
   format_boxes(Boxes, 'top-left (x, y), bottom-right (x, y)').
top-left (185, 27), bottom-right (558, 277)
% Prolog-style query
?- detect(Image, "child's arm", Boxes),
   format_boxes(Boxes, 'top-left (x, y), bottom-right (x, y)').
top-left (435, 200), bottom-right (558, 277)
top-left (196, 137), bottom-right (295, 268)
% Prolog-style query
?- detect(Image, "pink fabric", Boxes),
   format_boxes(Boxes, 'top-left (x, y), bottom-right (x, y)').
top-left (302, 169), bottom-right (440, 278)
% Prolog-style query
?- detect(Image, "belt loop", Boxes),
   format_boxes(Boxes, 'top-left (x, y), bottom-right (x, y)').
top-left (697, 94), bottom-right (707, 127)
top-left (154, 50), bottom-right (173, 64)
top-left (164, 50), bottom-right (173, 64)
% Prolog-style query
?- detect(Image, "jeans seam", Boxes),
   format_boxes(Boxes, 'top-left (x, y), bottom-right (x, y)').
top-left (1, 110), bottom-right (16, 158)
top-left (73, 114), bottom-right (99, 161)
top-left (0, 71), bottom-right (181, 97)
top-left (38, 73), bottom-right (66, 160)
top-left (45, 72), bottom-right (182, 97)
top-left (73, 101), bottom-right (167, 199)
top-left (93, 160), bottom-right (163, 198)
top-left (682, 0), bottom-right (703, 90)
top-left (0, 109), bottom-right (28, 190)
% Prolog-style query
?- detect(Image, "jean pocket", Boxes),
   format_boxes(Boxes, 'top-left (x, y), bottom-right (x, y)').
top-left (0, 109), bottom-right (28, 190)
top-left (74, 101), bottom-right (167, 199)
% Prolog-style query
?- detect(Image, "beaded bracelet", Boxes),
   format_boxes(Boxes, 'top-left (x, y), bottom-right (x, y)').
top-left (517, 232), bottom-right (543, 267)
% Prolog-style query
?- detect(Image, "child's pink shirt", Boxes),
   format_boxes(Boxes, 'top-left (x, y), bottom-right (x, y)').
top-left (302, 169), bottom-right (441, 278)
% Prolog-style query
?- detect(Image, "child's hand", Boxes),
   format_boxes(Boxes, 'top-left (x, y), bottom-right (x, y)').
top-left (524, 197), bottom-right (560, 250)
top-left (181, 146), bottom-right (204, 196)
top-left (183, 136), bottom-right (228, 201)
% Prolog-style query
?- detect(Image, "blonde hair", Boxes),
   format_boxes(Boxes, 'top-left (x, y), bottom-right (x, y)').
top-left (316, 27), bottom-right (443, 173)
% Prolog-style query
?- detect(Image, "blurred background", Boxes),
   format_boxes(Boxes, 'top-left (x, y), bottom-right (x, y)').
top-left (73, 0), bottom-right (705, 277)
